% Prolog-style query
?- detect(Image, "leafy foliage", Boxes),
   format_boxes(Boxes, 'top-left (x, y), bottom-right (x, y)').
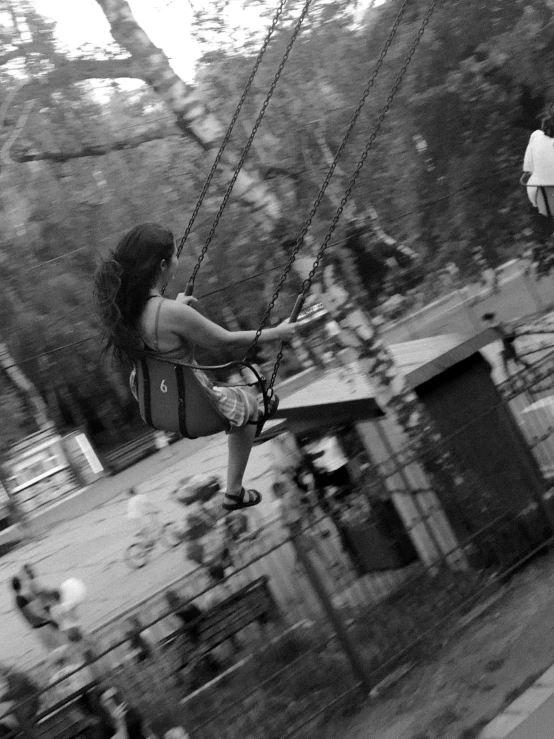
top-left (1, 0), bottom-right (554, 448)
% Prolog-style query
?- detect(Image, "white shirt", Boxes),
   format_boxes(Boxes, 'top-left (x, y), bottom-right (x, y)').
top-left (325, 320), bottom-right (342, 339)
top-left (305, 435), bottom-right (347, 472)
top-left (523, 130), bottom-right (554, 210)
top-left (127, 494), bottom-right (153, 521)
top-left (51, 578), bottom-right (86, 631)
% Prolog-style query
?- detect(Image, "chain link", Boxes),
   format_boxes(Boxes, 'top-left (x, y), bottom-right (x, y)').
top-left (246, 0), bottom-right (414, 368)
top-left (302, 1), bottom-right (437, 293)
top-left (262, 0), bottom-right (439, 392)
top-left (175, 0), bottom-right (288, 267)
top-left (178, 0), bottom-right (312, 290)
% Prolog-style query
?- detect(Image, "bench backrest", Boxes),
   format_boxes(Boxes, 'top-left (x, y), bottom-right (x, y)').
top-left (161, 576), bottom-right (275, 658)
top-left (198, 578), bottom-right (273, 645)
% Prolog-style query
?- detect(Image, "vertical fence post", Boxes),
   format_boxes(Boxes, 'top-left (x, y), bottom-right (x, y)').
top-left (289, 521), bottom-right (371, 694)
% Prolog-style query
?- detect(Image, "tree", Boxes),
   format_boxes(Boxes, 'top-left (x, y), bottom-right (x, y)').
top-left (1, 0), bottom-right (551, 459)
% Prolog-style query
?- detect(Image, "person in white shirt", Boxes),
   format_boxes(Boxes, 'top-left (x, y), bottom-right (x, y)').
top-left (523, 104), bottom-right (554, 248)
top-left (127, 487), bottom-right (158, 544)
top-left (49, 577), bottom-right (87, 642)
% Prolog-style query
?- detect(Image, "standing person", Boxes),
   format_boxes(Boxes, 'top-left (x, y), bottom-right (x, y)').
top-left (10, 576), bottom-right (63, 654)
top-left (482, 313), bottom-right (533, 377)
top-left (523, 103), bottom-right (554, 243)
top-left (47, 577), bottom-right (94, 667)
top-left (93, 223), bottom-right (296, 512)
top-left (165, 590), bottom-right (203, 646)
top-left (165, 590), bottom-right (222, 677)
top-left (20, 563), bottom-right (56, 612)
top-left (124, 616), bottom-right (155, 665)
top-left (126, 487), bottom-right (159, 545)
top-left (303, 433), bottom-right (352, 497)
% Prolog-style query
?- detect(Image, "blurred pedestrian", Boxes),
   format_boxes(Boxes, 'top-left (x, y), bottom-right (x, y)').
top-left (482, 313), bottom-right (533, 376)
top-left (127, 487), bottom-right (159, 546)
top-left (523, 103), bottom-right (554, 230)
top-left (47, 577), bottom-right (96, 668)
top-left (11, 576), bottom-right (63, 654)
top-left (20, 563), bottom-right (56, 611)
top-left (125, 616), bottom-right (155, 665)
top-left (49, 577), bottom-right (87, 642)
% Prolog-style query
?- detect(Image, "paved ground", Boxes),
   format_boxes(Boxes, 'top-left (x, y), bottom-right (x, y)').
top-left (385, 262), bottom-right (554, 343)
top-left (0, 431), bottom-right (280, 669)
top-left (1, 365), bottom-right (377, 670)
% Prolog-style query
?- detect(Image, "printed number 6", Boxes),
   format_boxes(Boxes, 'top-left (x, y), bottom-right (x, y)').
top-left (160, 379), bottom-right (168, 393)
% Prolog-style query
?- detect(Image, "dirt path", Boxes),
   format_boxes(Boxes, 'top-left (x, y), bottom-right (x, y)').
top-left (340, 548), bottom-right (554, 739)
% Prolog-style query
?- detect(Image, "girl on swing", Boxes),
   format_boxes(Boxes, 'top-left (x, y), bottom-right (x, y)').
top-left (94, 223), bottom-right (296, 511)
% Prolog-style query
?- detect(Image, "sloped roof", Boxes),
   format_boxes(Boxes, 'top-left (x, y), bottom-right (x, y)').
top-left (258, 364), bottom-right (383, 440)
top-left (388, 328), bottom-right (499, 389)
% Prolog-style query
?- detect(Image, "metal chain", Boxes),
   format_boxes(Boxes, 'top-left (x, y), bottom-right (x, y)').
top-left (262, 0), bottom-right (439, 393)
top-left (245, 0), bottom-right (414, 367)
top-left (174, 0), bottom-right (288, 267)
top-left (182, 0), bottom-right (313, 288)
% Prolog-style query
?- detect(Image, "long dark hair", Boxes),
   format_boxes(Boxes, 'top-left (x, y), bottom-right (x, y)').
top-left (93, 223), bottom-right (175, 360)
top-left (541, 103), bottom-right (554, 138)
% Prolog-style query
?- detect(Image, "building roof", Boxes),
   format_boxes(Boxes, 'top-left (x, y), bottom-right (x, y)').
top-left (388, 328), bottom-right (499, 389)
top-left (257, 328), bottom-right (500, 441)
top-left (257, 364), bottom-right (383, 441)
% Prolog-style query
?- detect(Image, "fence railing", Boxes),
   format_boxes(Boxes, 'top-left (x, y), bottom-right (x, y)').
top-left (7, 353), bottom-right (554, 738)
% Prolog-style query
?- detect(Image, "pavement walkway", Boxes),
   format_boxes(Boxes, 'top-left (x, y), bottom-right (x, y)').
top-left (480, 664), bottom-right (554, 738)
top-left (0, 427), bottom-right (280, 669)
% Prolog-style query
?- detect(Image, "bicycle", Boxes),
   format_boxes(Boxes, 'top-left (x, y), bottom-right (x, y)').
top-left (124, 519), bottom-right (185, 570)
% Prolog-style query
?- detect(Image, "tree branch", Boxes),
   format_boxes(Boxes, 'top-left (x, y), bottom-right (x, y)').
top-left (11, 131), bottom-right (181, 162)
top-left (23, 58), bottom-right (149, 96)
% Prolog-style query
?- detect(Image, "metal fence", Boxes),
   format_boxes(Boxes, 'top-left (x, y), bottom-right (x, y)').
top-left (8, 353), bottom-right (554, 738)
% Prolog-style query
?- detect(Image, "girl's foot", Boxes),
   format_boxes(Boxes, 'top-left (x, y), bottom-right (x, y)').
top-left (222, 488), bottom-right (262, 511)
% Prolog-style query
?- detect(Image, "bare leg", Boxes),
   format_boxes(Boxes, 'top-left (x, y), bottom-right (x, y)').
top-left (226, 422), bottom-right (258, 495)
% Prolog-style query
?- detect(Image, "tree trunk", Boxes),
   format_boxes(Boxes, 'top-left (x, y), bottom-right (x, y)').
top-left (92, 0), bottom-right (432, 430)
top-left (94, 0), bottom-right (281, 228)
top-left (0, 343), bottom-right (52, 431)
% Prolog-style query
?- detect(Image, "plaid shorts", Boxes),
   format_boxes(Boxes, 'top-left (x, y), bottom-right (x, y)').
top-left (195, 370), bottom-right (258, 430)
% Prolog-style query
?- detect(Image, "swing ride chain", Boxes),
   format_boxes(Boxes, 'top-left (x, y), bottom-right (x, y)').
top-left (262, 0), bottom-right (438, 395)
top-left (246, 0), bottom-right (415, 389)
top-left (183, 0), bottom-right (313, 288)
top-left (175, 0), bottom-right (289, 266)
top-left (298, 0), bottom-right (439, 300)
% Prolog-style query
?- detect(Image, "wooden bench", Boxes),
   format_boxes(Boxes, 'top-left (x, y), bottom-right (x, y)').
top-left (161, 576), bottom-right (278, 669)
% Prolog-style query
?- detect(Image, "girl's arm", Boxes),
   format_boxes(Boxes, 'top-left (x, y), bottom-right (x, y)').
top-left (165, 299), bottom-right (296, 352)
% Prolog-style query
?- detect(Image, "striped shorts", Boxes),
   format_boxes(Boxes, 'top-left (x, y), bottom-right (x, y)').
top-left (195, 370), bottom-right (258, 430)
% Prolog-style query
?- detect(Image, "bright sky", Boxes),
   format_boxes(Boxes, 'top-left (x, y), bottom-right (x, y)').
top-left (29, 0), bottom-right (276, 82)
top-left (29, 0), bottom-right (385, 83)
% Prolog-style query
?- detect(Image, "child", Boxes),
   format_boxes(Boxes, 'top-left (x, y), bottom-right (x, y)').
top-left (94, 223), bottom-right (296, 511)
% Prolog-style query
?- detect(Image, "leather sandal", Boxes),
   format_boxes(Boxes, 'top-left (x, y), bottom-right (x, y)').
top-left (222, 488), bottom-right (262, 511)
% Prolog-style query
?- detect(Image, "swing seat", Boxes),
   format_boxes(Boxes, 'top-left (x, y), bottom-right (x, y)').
top-left (130, 352), bottom-right (270, 440)
top-left (521, 173), bottom-right (554, 218)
